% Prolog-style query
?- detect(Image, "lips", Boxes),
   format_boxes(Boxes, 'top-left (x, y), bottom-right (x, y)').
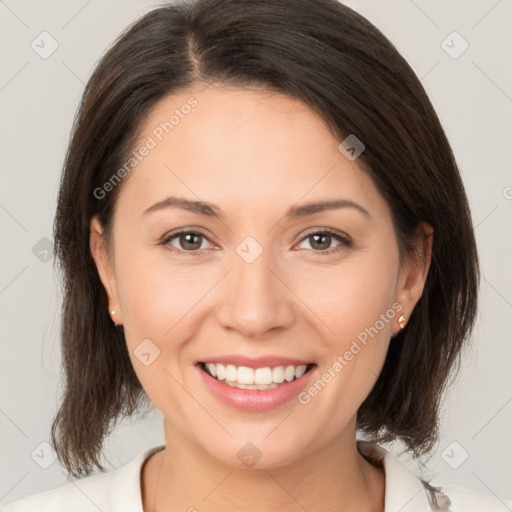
top-left (195, 357), bottom-right (317, 411)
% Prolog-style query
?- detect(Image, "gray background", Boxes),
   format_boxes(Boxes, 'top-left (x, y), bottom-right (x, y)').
top-left (1, 0), bottom-right (511, 506)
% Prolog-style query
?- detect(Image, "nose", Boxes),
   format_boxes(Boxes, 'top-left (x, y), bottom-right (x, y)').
top-left (216, 251), bottom-right (295, 339)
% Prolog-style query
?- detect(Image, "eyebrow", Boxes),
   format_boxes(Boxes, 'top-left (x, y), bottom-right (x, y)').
top-left (142, 195), bottom-right (371, 220)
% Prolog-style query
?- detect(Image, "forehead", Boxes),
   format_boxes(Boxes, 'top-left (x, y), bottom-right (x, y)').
top-left (116, 84), bottom-right (388, 222)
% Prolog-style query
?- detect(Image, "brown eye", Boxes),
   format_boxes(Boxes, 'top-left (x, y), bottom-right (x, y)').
top-left (176, 232), bottom-right (203, 251)
top-left (309, 233), bottom-right (334, 251)
top-left (297, 229), bottom-right (352, 254)
top-left (162, 231), bottom-right (212, 254)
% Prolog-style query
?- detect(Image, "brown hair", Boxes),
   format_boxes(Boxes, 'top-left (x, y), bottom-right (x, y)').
top-left (52, 0), bottom-right (479, 477)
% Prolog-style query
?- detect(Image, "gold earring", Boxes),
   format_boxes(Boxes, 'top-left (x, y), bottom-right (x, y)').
top-left (398, 314), bottom-right (406, 330)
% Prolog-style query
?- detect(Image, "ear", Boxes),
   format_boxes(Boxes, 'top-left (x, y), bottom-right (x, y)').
top-left (393, 222), bottom-right (433, 333)
top-left (89, 215), bottom-right (123, 325)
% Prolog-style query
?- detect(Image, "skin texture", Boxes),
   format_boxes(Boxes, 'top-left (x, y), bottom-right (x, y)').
top-left (90, 84), bottom-right (433, 511)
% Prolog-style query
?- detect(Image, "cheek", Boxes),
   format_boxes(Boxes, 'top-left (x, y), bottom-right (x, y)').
top-left (114, 248), bottom-right (207, 420)
top-left (294, 251), bottom-right (399, 347)
top-left (292, 247), bottom-right (399, 412)
top-left (114, 241), bottom-right (207, 337)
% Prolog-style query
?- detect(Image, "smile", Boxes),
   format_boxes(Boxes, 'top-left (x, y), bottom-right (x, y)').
top-left (200, 362), bottom-right (315, 390)
top-left (196, 361), bottom-right (317, 412)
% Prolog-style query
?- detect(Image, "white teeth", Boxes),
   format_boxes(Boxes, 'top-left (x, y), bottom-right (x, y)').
top-left (272, 366), bottom-right (285, 383)
top-left (225, 364), bottom-right (238, 382)
top-left (254, 367), bottom-right (272, 385)
top-left (237, 366), bottom-right (254, 384)
top-left (295, 365), bottom-right (307, 379)
top-left (203, 362), bottom-right (312, 386)
top-left (216, 364), bottom-right (226, 381)
top-left (284, 365), bottom-right (296, 382)
top-left (224, 381), bottom-right (280, 390)
top-left (206, 363), bottom-right (217, 377)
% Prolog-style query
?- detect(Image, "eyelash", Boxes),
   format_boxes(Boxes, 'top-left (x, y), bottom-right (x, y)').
top-left (160, 228), bottom-right (352, 256)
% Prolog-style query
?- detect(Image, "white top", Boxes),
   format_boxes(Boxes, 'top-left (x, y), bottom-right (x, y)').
top-left (2, 441), bottom-right (510, 511)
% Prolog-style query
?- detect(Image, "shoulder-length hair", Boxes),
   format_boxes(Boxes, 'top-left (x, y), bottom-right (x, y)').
top-left (52, 0), bottom-right (479, 477)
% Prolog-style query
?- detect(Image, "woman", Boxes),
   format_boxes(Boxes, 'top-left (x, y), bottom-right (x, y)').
top-left (2, 0), bottom-right (510, 510)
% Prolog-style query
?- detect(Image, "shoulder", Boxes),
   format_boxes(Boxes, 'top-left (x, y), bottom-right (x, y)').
top-left (1, 473), bottom-right (113, 512)
top-left (357, 440), bottom-right (512, 512)
top-left (0, 445), bottom-right (165, 512)
top-left (430, 482), bottom-right (512, 512)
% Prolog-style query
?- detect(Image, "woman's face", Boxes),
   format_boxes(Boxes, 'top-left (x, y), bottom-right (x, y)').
top-left (91, 84), bottom-right (429, 468)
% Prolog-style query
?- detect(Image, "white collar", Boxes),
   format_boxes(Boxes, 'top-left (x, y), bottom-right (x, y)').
top-left (357, 440), bottom-right (450, 511)
top-left (109, 442), bottom-right (447, 511)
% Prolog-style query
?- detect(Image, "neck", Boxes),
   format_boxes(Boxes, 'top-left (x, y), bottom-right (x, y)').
top-left (142, 419), bottom-right (385, 512)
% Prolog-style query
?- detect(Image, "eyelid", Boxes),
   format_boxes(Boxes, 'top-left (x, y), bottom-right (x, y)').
top-left (297, 226), bottom-right (351, 243)
top-left (159, 226), bottom-right (213, 243)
